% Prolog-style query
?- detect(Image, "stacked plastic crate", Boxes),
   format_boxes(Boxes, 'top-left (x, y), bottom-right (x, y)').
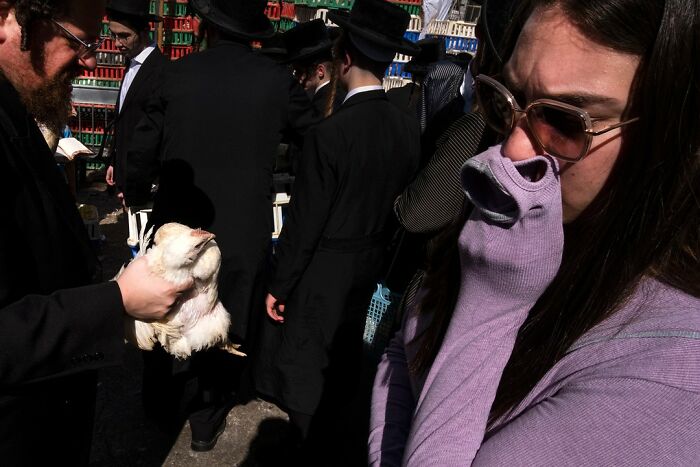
top-left (424, 3), bottom-right (480, 56)
top-left (384, 9), bottom-right (422, 91)
top-left (264, 1), bottom-right (282, 31)
top-left (69, 14), bottom-right (141, 167)
top-left (280, 1), bottom-right (297, 32)
top-left (161, 0), bottom-right (197, 60)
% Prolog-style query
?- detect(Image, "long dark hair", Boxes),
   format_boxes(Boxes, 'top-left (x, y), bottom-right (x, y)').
top-left (413, 0), bottom-right (700, 425)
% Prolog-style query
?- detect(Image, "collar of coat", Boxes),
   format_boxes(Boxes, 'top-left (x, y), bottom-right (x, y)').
top-left (340, 88), bottom-right (387, 110)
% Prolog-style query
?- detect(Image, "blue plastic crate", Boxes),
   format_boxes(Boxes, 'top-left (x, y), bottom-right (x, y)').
top-left (404, 31), bottom-right (419, 43)
top-left (364, 283), bottom-right (402, 356)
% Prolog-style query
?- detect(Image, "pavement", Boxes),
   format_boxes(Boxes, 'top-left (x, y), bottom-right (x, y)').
top-left (79, 179), bottom-right (290, 466)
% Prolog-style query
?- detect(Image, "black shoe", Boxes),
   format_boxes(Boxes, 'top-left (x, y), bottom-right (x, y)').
top-left (190, 418), bottom-right (227, 452)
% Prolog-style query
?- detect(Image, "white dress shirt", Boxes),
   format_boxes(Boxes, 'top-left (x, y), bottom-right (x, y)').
top-left (315, 80), bottom-right (331, 95)
top-left (342, 84), bottom-right (384, 104)
top-left (118, 43), bottom-right (156, 112)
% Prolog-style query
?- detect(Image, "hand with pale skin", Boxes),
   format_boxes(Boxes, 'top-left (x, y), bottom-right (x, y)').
top-left (105, 165), bottom-right (115, 186)
top-left (105, 166), bottom-right (126, 208)
top-left (116, 256), bottom-right (193, 321)
top-left (266, 293), bottom-right (285, 323)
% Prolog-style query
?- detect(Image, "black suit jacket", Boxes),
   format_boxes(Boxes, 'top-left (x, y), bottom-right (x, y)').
top-left (310, 82), bottom-right (345, 116)
top-left (0, 81), bottom-right (124, 464)
top-left (271, 90), bottom-right (421, 300)
top-left (127, 40), bottom-right (318, 341)
top-left (111, 47), bottom-right (169, 205)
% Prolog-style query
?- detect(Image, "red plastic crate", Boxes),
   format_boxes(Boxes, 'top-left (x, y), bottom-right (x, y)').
top-left (163, 45), bottom-right (195, 60)
top-left (281, 1), bottom-right (296, 19)
top-left (163, 16), bottom-right (195, 31)
top-left (265, 1), bottom-right (281, 21)
top-left (98, 38), bottom-right (119, 52)
top-left (82, 67), bottom-right (124, 80)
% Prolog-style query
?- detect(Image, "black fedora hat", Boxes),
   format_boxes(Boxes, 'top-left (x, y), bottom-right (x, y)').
top-left (283, 19), bottom-right (333, 64)
top-left (106, 0), bottom-right (161, 22)
top-left (189, 0), bottom-right (275, 40)
top-left (259, 33), bottom-right (288, 63)
top-left (328, 0), bottom-right (420, 62)
top-left (405, 38), bottom-right (445, 74)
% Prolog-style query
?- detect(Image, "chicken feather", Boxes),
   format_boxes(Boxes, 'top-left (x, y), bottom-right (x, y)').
top-left (121, 223), bottom-right (245, 359)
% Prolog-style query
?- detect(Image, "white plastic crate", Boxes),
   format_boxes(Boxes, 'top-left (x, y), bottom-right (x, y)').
top-left (449, 21), bottom-right (476, 39)
top-left (407, 14), bottom-right (422, 33)
top-left (127, 207), bottom-right (152, 256)
top-left (425, 19), bottom-right (451, 36)
top-left (382, 76), bottom-right (411, 91)
top-left (272, 192), bottom-right (291, 240)
top-left (393, 52), bottom-right (411, 63)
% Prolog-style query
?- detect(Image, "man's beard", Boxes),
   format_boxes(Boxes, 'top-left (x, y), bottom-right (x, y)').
top-left (23, 66), bottom-right (80, 136)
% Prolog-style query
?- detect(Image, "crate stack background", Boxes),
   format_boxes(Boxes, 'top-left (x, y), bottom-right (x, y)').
top-left (69, 0), bottom-right (198, 170)
top-left (69, 1), bottom-right (480, 171)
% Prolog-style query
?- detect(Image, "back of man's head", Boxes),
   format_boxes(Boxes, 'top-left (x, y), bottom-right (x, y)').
top-left (334, 31), bottom-right (390, 81)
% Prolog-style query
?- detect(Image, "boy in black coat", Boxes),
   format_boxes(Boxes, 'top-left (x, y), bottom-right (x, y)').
top-left (256, 0), bottom-right (421, 463)
top-left (126, 0), bottom-right (318, 451)
top-left (105, 0), bottom-right (169, 209)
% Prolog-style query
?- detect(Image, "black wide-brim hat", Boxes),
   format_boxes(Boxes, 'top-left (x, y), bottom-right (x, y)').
top-left (283, 19), bottom-right (333, 64)
top-left (259, 33), bottom-right (289, 62)
top-left (405, 38), bottom-right (445, 74)
top-left (190, 0), bottom-right (275, 40)
top-left (106, 0), bottom-right (161, 23)
top-left (328, 0), bottom-right (420, 62)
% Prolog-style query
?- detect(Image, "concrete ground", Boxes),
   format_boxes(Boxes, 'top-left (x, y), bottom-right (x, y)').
top-left (80, 180), bottom-right (290, 466)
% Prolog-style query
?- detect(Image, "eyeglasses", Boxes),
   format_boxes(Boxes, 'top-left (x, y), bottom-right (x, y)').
top-left (110, 31), bottom-right (137, 44)
top-left (475, 74), bottom-right (639, 162)
top-left (52, 19), bottom-right (103, 59)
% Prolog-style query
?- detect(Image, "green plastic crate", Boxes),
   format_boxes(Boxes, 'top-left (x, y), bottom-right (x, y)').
top-left (85, 160), bottom-right (107, 171)
top-left (397, 4), bottom-right (421, 15)
top-left (162, 1), bottom-right (188, 17)
top-left (278, 18), bottom-right (297, 31)
top-left (163, 30), bottom-right (193, 45)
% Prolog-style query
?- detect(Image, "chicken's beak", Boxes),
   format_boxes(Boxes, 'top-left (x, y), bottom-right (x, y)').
top-left (192, 229), bottom-right (216, 248)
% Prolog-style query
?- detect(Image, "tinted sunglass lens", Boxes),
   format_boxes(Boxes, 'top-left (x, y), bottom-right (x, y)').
top-left (527, 105), bottom-right (588, 160)
top-left (476, 80), bottom-right (513, 135)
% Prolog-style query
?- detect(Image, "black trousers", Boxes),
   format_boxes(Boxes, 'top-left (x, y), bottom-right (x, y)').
top-left (142, 346), bottom-right (245, 440)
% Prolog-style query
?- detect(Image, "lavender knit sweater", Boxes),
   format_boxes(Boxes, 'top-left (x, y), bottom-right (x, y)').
top-left (369, 145), bottom-right (700, 466)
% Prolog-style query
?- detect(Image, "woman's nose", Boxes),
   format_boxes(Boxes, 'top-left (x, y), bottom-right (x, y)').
top-left (501, 116), bottom-right (545, 161)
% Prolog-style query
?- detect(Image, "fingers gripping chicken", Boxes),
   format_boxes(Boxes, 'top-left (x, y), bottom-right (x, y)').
top-left (123, 223), bottom-right (245, 359)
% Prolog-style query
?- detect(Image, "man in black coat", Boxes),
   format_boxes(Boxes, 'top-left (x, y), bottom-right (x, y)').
top-left (284, 19), bottom-right (345, 116)
top-left (282, 20), bottom-right (344, 174)
top-left (104, 0), bottom-right (169, 208)
top-left (256, 0), bottom-right (420, 463)
top-left (126, 0), bottom-right (318, 451)
top-left (0, 0), bottom-right (188, 464)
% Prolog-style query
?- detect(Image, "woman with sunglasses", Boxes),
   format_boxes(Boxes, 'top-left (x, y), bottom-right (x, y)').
top-left (369, 0), bottom-right (699, 465)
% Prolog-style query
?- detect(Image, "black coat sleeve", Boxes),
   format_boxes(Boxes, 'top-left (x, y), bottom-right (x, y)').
top-left (284, 78), bottom-right (321, 148)
top-left (0, 282), bottom-right (125, 389)
top-left (123, 77), bottom-right (167, 206)
top-left (394, 112), bottom-right (486, 233)
top-left (269, 126), bottom-right (338, 301)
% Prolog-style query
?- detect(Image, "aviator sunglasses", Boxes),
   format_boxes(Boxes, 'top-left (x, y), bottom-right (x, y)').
top-left (475, 74), bottom-right (639, 162)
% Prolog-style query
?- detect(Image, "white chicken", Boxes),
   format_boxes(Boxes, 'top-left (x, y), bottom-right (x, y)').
top-left (122, 222), bottom-right (245, 359)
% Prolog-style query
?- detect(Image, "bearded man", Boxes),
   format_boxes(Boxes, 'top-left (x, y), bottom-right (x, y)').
top-left (0, 0), bottom-right (188, 464)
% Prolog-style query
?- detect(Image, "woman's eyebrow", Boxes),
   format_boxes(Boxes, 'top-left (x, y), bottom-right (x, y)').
top-left (502, 67), bottom-right (618, 108)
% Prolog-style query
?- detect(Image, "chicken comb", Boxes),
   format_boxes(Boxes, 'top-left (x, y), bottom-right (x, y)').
top-left (191, 228), bottom-right (214, 238)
